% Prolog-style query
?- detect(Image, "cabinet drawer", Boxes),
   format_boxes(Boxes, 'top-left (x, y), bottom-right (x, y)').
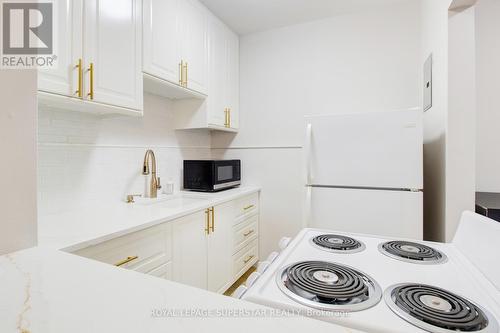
top-left (148, 261), bottom-right (172, 280)
top-left (74, 223), bottom-right (172, 270)
top-left (233, 215), bottom-right (259, 254)
top-left (233, 238), bottom-right (258, 278)
top-left (234, 193), bottom-right (259, 220)
top-left (130, 253), bottom-right (169, 274)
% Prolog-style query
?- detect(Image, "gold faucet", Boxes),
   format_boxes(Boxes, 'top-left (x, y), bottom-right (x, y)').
top-left (142, 149), bottom-right (161, 198)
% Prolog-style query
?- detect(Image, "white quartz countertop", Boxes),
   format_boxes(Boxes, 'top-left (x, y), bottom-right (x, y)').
top-left (38, 186), bottom-right (261, 252)
top-left (0, 247), bottom-right (364, 333)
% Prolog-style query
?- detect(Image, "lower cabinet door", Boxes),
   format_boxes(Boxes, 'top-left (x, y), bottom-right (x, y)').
top-left (171, 211), bottom-right (208, 289)
top-left (207, 201), bottom-right (234, 293)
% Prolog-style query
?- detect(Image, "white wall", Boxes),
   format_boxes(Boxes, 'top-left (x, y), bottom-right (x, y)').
top-left (213, 0), bottom-right (422, 257)
top-left (447, 6), bottom-right (476, 241)
top-left (476, 0), bottom-right (500, 192)
top-left (38, 93), bottom-right (211, 217)
top-left (420, 0), bottom-right (451, 242)
top-left (421, 0), bottom-right (479, 242)
top-left (0, 70), bottom-right (38, 255)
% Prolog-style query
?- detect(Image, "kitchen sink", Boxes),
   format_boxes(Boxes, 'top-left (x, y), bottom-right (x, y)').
top-left (134, 194), bottom-right (209, 208)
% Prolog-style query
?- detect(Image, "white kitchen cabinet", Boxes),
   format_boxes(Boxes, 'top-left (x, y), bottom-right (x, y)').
top-left (143, 0), bottom-right (181, 86)
top-left (171, 203), bottom-right (233, 293)
top-left (73, 223), bottom-right (172, 278)
top-left (84, 0), bottom-right (143, 110)
top-left (174, 15), bottom-right (239, 132)
top-left (207, 201), bottom-right (234, 293)
top-left (225, 30), bottom-right (240, 129)
top-left (206, 17), bottom-right (228, 128)
top-left (37, 0), bottom-right (143, 115)
top-left (208, 18), bottom-right (239, 130)
top-left (171, 193), bottom-right (259, 293)
top-left (143, 0), bottom-right (208, 97)
top-left (38, 0), bottom-right (82, 97)
top-left (171, 210), bottom-right (208, 289)
top-left (72, 193), bottom-right (259, 294)
top-left (178, 0), bottom-right (208, 95)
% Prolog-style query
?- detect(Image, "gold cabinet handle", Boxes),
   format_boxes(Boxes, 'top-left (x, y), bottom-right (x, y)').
top-left (243, 229), bottom-right (255, 237)
top-left (243, 255), bottom-right (255, 264)
top-left (228, 108), bottom-right (231, 128)
top-left (87, 62), bottom-right (94, 100)
top-left (185, 62), bottom-right (188, 87)
top-left (205, 208), bottom-right (210, 235)
top-left (115, 256), bottom-right (138, 267)
top-left (243, 205), bottom-right (255, 211)
top-left (210, 207), bottom-right (215, 232)
top-left (179, 61), bottom-right (183, 85)
top-left (75, 58), bottom-right (83, 98)
top-left (224, 108), bottom-right (229, 127)
top-left (179, 60), bottom-right (187, 87)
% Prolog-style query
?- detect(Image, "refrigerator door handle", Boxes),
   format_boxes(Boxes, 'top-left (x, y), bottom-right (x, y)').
top-left (305, 123), bottom-right (313, 185)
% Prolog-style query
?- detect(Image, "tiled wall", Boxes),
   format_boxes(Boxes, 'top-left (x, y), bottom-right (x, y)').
top-left (38, 93), bottom-right (211, 216)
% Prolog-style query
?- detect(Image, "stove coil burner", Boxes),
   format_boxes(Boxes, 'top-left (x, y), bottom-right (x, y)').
top-left (379, 240), bottom-right (447, 264)
top-left (385, 283), bottom-right (498, 333)
top-left (276, 261), bottom-right (382, 312)
top-left (311, 234), bottom-right (365, 253)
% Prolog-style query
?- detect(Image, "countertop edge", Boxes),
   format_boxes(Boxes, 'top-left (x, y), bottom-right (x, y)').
top-left (51, 187), bottom-right (261, 253)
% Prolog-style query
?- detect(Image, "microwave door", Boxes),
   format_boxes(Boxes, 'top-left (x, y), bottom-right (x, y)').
top-left (216, 165), bottom-right (234, 182)
top-left (213, 161), bottom-right (241, 190)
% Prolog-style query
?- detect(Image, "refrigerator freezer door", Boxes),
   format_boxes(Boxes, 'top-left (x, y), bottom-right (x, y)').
top-left (307, 187), bottom-right (423, 239)
top-left (304, 109), bottom-right (423, 190)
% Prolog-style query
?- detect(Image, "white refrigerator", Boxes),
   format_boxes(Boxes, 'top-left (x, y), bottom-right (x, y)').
top-left (304, 108), bottom-right (423, 239)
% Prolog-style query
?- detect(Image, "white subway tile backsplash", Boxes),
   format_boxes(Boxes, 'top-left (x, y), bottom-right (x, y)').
top-left (38, 93), bottom-right (211, 216)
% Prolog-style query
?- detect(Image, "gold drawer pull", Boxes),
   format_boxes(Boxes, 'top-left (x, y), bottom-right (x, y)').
top-left (205, 208), bottom-right (210, 235)
top-left (243, 205), bottom-right (255, 211)
top-left (179, 61), bottom-right (183, 85)
top-left (243, 255), bottom-right (255, 264)
top-left (224, 108), bottom-right (229, 127)
top-left (87, 62), bottom-right (94, 100)
top-left (75, 58), bottom-right (83, 98)
top-left (210, 207), bottom-right (215, 232)
top-left (243, 229), bottom-right (255, 237)
top-left (115, 256), bottom-right (139, 267)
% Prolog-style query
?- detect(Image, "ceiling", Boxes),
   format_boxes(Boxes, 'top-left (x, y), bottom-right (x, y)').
top-left (199, 0), bottom-right (411, 35)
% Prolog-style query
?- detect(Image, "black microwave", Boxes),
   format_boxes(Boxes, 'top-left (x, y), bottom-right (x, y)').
top-left (183, 160), bottom-right (241, 192)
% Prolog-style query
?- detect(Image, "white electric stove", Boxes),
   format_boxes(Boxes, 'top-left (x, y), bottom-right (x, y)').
top-left (242, 212), bottom-right (500, 333)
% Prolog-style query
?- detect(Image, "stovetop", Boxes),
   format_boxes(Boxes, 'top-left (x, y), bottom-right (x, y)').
top-left (276, 260), bottom-right (382, 312)
top-left (243, 229), bottom-right (500, 333)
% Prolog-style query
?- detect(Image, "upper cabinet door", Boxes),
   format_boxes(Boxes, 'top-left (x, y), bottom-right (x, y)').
top-left (143, 0), bottom-right (181, 84)
top-left (226, 30), bottom-right (239, 129)
top-left (207, 18), bottom-right (228, 127)
top-left (38, 0), bottom-right (83, 97)
top-left (84, 0), bottom-right (143, 110)
top-left (179, 0), bottom-right (208, 95)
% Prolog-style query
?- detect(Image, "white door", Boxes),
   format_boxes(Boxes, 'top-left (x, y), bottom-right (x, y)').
top-left (207, 202), bottom-right (234, 293)
top-left (305, 109), bottom-right (423, 189)
top-left (179, 0), bottom-right (208, 95)
top-left (84, 0), bottom-right (143, 110)
top-left (307, 187), bottom-right (423, 239)
top-left (172, 211), bottom-right (208, 289)
top-left (143, 0), bottom-right (181, 85)
top-left (38, 0), bottom-right (83, 97)
top-left (207, 17), bottom-right (228, 127)
top-left (226, 30), bottom-right (239, 129)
